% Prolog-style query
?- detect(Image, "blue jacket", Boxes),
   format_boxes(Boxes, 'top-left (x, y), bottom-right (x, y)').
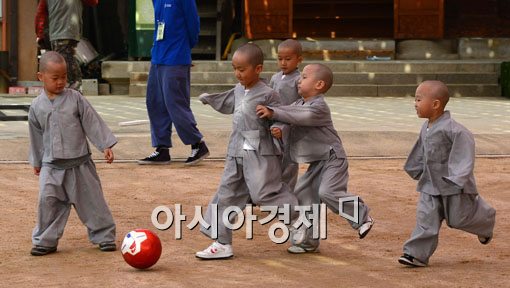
top-left (151, 0), bottom-right (200, 65)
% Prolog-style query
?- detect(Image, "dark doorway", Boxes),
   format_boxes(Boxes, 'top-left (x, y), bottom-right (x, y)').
top-left (445, 0), bottom-right (510, 37)
top-left (293, 0), bottom-right (394, 38)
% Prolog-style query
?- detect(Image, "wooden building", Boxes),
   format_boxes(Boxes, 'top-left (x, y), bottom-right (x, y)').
top-left (1, 0), bottom-right (510, 83)
top-left (244, 0), bottom-right (510, 39)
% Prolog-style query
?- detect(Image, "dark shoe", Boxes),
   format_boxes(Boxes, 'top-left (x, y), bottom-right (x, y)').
top-left (398, 254), bottom-right (427, 267)
top-left (478, 235), bottom-right (493, 245)
top-left (99, 242), bottom-right (117, 252)
top-left (30, 245), bottom-right (57, 256)
top-left (185, 141), bottom-right (210, 165)
top-left (138, 147), bottom-right (171, 165)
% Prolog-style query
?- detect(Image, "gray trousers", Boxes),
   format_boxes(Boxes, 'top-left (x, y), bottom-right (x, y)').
top-left (293, 151), bottom-right (370, 247)
top-left (281, 151), bottom-right (299, 192)
top-left (32, 160), bottom-right (116, 247)
top-left (403, 192), bottom-right (496, 264)
top-left (201, 151), bottom-right (298, 244)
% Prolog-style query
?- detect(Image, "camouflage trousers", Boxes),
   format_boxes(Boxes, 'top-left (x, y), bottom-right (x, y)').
top-left (51, 39), bottom-right (82, 91)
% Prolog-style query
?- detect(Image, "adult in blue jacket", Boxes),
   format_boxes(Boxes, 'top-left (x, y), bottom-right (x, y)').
top-left (139, 0), bottom-right (209, 165)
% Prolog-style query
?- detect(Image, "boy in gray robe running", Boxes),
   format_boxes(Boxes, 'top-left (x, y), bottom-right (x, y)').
top-left (398, 80), bottom-right (496, 267)
top-left (195, 43), bottom-right (298, 259)
top-left (257, 64), bottom-right (374, 254)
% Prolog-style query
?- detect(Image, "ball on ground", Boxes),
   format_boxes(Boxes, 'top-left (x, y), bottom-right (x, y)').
top-left (121, 229), bottom-right (162, 269)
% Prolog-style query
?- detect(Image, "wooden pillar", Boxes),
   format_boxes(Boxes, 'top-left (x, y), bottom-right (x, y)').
top-left (17, 0), bottom-right (38, 81)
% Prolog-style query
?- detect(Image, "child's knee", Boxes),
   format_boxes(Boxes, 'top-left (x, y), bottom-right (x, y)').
top-left (317, 188), bottom-right (329, 201)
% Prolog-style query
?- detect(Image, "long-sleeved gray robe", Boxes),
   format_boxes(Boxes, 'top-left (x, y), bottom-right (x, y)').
top-left (269, 70), bottom-right (301, 106)
top-left (28, 88), bottom-right (116, 248)
top-left (270, 94), bottom-right (371, 247)
top-left (269, 69), bottom-right (301, 191)
top-left (402, 111), bottom-right (496, 264)
top-left (198, 81), bottom-right (298, 244)
top-left (404, 111), bottom-right (479, 196)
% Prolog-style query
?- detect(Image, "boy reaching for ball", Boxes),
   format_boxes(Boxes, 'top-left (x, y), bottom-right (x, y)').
top-left (28, 51), bottom-right (117, 256)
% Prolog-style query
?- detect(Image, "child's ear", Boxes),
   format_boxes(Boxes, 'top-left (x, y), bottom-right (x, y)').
top-left (297, 55), bottom-right (303, 63)
top-left (37, 72), bottom-right (43, 82)
top-left (255, 64), bottom-right (263, 74)
top-left (432, 99), bottom-right (442, 110)
top-left (315, 80), bottom-right (325, 91)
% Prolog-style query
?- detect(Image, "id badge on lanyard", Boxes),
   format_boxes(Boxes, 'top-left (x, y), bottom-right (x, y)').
top-left (157, 21), bottom-right (165, 41)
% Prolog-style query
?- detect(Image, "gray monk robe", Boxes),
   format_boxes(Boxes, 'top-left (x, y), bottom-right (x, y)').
top-left (402, 111), bottom-right (496, 264)
top-left (270, 94), bottom-right (371, 244)
top-left (198, 81), bottom-right (298, 244)
top-left (269, 70), bottom-right (301, 106)
top-left (28, 88), bottom-right (117, 248)
top-left (269, 69), bottom-right (301, 191)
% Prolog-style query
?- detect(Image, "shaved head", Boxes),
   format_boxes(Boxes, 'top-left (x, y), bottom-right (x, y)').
top-left (306, 64), bottom-right (333, 92)
top-left (418, 80), bottom-right (450, 107)
top-left (234, 43), bottom-right (264, 67)
top-left (39, 51), bottom-right (66, 72)
top-left (278, 39), bottom-right (302, 56)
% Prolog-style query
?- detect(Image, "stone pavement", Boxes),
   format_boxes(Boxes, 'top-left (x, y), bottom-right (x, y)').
top-left (1, 95), bottom-right (509, 162)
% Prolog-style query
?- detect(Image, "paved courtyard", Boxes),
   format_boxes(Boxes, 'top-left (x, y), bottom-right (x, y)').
top-left (1, 95), bottom-right (509, 161)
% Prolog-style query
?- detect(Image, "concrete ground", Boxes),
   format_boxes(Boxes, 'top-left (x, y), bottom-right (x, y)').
top-left (1, 95), bottom-right (510, 162)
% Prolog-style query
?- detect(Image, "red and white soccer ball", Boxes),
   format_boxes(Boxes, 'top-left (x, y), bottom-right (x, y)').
top-left (121, 229), bottom-right (162, 269)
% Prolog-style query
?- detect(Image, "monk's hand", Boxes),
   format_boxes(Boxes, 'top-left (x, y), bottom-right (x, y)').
top-left (256, 105), bottom-right (273, 119)
top-left (33, 167), bottom-right (41, 176)
top-left (104, 148), bottom-right (114, 164)
top-left (198, 93), bottom-right (209, 105)
top-left (271, 127), bottom-right (282, 139)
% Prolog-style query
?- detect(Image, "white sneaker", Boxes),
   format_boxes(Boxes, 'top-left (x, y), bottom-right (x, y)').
top-left (195, 242), bottom-right (233, 259)
top-left (290, 225), bottom-right (307, 246)
top-left (287, 244), bottom-right (320, 254)
top-left (358, 216), bottom-right (374, 239)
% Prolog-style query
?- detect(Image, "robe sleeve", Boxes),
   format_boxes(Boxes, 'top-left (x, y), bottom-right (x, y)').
top-left (265, 89), bottom-right (282, 107)
top-left (28, 106), bottom-right (44, 167)
top-left (442, 128), bottom-right (475, 189)
top-left (77, 94), bottom-right (117, 152)
top-left (404, 135), bottom-right (424, 180)
top-left (198, 88), bottom-right (236, 114)
top-left (269, 101), bottom-right (332, 127)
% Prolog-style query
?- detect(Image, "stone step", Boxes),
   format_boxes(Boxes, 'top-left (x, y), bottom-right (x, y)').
top-left (326, 84), bottom-right (500, 97)
top-left (129, 71), bottom-right (499, 85)
top-left (375, 84), bottom-right (501, 97)
top-left (102, 61), bottom-right (150, 80)
top-left (332, 72), bottom-right (499, 85)
top-left (191, 61), bottom-right (502, 73)
top-left (103, 60), bottom-right (503, 80)
top-left (129, 83), bottom-right (501, 97)
top-left (129, 84), bottom-right (148, 96)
